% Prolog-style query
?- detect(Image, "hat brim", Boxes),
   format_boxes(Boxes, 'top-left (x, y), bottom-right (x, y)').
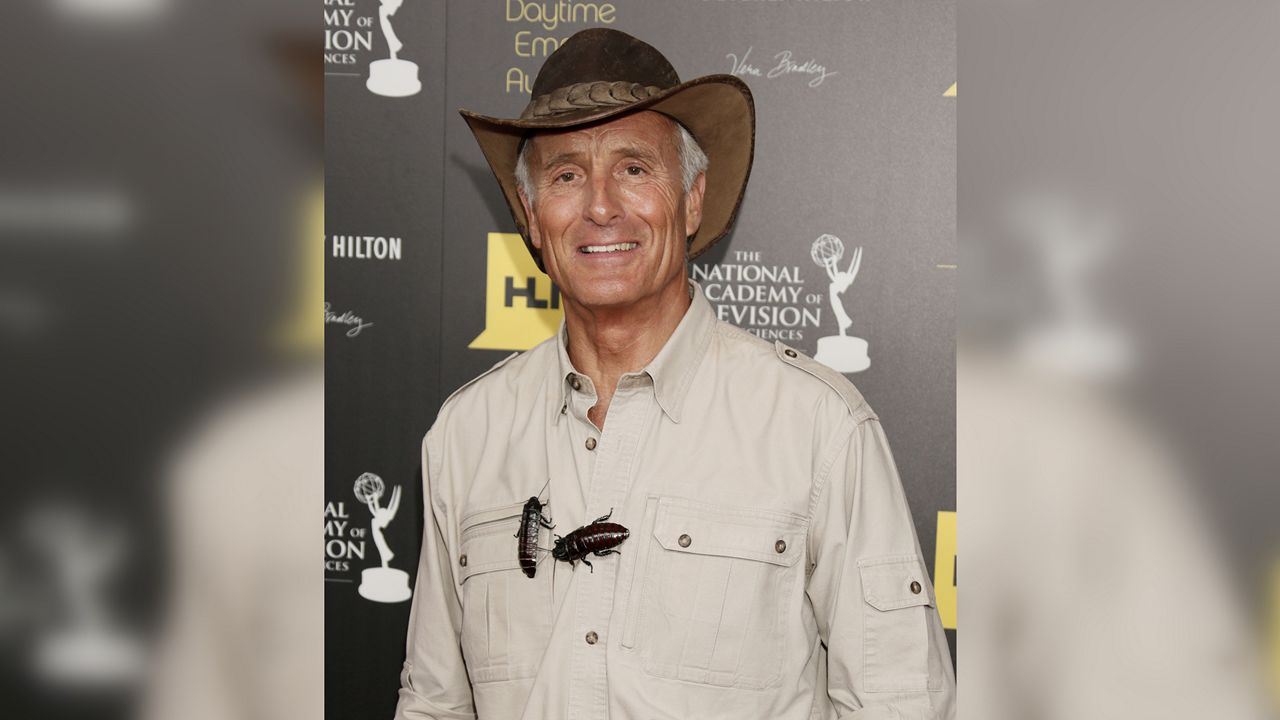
top-left (461, 74), bottom-right (755, 269)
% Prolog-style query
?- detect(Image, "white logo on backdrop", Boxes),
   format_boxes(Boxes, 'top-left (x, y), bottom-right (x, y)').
top-left (811, 234), bottom-right (870, 373)
top-left (331, 234), bottom-right (404, 260)
top-left (325, 302), bottom-right (375, 337)
top-left (353, 473), bottom-right (411, 603)
top-left (1010, 193), bottom-right (1132, 377)
top-left (727, 47), bottom-right (838, 88)
top-left (367, 0), bottom-right (422, 97)
top-left (26, 505), bottom-right (143, 685)
top-left (52, 0), bottom-right (166, 23)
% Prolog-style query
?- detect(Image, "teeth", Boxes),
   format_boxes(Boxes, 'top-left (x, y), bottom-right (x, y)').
top-left (581, 242), bottom-right (638, 254)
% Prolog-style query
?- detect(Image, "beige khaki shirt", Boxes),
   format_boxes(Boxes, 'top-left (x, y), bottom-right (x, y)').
top-left (395, 282), bottom-right (955, 720)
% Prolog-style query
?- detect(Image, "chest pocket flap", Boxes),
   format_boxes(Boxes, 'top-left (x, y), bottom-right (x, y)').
top-left (458, 502), bottom-right (525, 582)
top-left (652, 497), bottom-right (805, 567)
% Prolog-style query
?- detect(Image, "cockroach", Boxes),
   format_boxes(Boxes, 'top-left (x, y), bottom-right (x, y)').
top-left (552, 509), bottom-right (630, 572)
top-left (515, 495), bottom-right (555, 578)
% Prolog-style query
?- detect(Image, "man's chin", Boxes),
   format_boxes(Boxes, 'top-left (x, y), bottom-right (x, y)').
top-left (572, 287), bottom-right (643, 311)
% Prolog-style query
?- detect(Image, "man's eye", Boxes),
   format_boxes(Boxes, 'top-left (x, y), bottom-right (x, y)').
top-left (555, 171), bottom-right (576, 183)
top-left (625, 165), bottom-right (645, 176)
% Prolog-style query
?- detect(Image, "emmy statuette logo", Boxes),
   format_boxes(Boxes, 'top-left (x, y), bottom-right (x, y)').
top-left (354, 472), bottom-right (412, 603)
top-left (1011, 194), bottom-right (1131, 377)
top-left (366, 0), bottom-right (422, 97)
top-left (27, 505), bottom-right (143, 684)
top-left (810, 234), bottom-right (870, 373)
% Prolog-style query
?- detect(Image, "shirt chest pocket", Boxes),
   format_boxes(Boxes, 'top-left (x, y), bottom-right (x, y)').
top-left (621, 497), bottom-right (807, 690)
top-left (457, 502), bottom-right (553, 684)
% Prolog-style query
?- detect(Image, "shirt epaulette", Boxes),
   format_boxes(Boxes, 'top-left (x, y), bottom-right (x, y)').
top-left (441, 352), bottom-right (521, 409)
top-left (773, 341), bottom-right (877, 423)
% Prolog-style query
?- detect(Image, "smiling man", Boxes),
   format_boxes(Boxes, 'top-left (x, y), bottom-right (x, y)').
top-left (515, 110), bottom-right (705, 428)
top-left (394, 28), bottom-right (955, 720)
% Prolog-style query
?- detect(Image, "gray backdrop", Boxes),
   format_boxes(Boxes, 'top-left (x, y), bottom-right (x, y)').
top-left (326, 2), bottom-right (954, 718)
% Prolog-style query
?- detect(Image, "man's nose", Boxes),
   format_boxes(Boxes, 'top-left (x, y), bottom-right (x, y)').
top-left (583, 173), bottom-right (624, 227)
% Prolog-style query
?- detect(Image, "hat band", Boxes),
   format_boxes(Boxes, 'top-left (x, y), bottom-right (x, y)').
top-left (521, 80), bottom-right (665, 120)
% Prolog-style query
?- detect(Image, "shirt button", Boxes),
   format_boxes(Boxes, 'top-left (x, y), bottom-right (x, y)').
top-left (775, 539), bottom-right (787, 554)
top-left (585, 631), bottom-right (598, 645)
top-left (585, 437), bottom-right (597, 451)
top-left (459, 554), bottom-right (468, 567)
top-left (569, 376), bottom-right (582, 391)
top-left (678, 533), bottom-right (691, 548)
top-left (910, 580), bottom-right (922, 594)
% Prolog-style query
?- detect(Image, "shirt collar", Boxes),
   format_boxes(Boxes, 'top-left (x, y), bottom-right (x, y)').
top-left (553, 279), bottom-right (715, 424)
top-left (553, 322), bottom-right (579, 423)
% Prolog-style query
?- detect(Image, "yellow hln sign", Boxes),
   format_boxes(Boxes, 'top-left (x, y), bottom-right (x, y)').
top-left (470, 232), bottom-right (563, 351)
top-left (1271, 557), bottom-right (1280, 711)
top-left (278, 183), bottom-right (324, 352)
top-left (934, 511), bottom-right (956, 629)
top-left (944, 82), bottom-right (956, 97)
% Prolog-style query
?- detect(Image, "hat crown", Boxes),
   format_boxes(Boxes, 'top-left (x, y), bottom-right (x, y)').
top-left (530, 28), bottom-right (681, 99)
top-left (460, 29), bottom-right (755, 270)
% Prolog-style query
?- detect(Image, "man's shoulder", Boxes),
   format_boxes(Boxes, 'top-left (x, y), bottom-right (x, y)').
top-left (712, 321), bottom-right (876, 423)
top-left (436, 336), bottom-right (558, 417)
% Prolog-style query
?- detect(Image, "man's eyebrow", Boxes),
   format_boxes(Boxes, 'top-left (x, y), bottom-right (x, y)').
top-left (611, 144), bottom-right (661, 163)
top-left (539, 151), bottom-right (584, 170)
top-left (537, 144), bottom-right (662, 171)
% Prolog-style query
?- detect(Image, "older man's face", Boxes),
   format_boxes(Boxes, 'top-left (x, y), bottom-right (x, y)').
top-left (519, 111), bottom-right (705, 313)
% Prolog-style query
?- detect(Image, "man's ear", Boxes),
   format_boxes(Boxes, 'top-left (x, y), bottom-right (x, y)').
top-left (518, 189), bottom-right (542, 249)
top-left (684, 171), bottom-right (706, 239)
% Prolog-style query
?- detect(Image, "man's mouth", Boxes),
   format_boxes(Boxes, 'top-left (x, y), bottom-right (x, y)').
top-left (580, 242), bottom-right (639, 254)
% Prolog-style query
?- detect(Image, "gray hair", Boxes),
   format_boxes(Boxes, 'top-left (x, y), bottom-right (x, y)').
top-left (514, 119), bottom-right (708, 207)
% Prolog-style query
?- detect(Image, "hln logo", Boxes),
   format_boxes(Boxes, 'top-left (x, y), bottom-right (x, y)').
top-left (470, 232), bottom-right (563, 351)
top-left (934, 511), bottom-right (956, 630)
top-left (1271, 557), bottom-right (1279, 710)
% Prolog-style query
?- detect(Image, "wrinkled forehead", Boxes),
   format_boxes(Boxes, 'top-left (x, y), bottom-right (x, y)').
top-left (522, 110), bottom-right (680, 161)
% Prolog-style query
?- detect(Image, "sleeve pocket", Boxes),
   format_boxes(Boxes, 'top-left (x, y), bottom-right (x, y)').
top-left (857, 555), bottom-right (942, 692)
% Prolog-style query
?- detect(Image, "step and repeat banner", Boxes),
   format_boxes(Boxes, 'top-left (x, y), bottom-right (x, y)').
top-left (326, 2), bottom-right (954, 718)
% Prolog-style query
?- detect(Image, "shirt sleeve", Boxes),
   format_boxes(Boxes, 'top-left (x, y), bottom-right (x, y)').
top-left (393, 428), bottom-right (477, 720)
top-left (805, 415), bottom-right (957, 720)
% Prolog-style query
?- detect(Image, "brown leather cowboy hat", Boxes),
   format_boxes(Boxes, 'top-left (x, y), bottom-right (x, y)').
top-left (461, 28), bottom-right (755, 270)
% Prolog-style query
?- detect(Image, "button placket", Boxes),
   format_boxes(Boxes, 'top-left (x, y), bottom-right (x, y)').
top-left (567, 386), bottom-right (647, 718)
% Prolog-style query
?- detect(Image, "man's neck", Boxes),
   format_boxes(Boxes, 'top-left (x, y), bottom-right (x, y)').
top-left (563, 281), bottom-right (692, 429)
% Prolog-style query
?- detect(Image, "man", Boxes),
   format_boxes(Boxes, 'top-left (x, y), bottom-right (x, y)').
top-left (395, 28), bottom-right (955, 720)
